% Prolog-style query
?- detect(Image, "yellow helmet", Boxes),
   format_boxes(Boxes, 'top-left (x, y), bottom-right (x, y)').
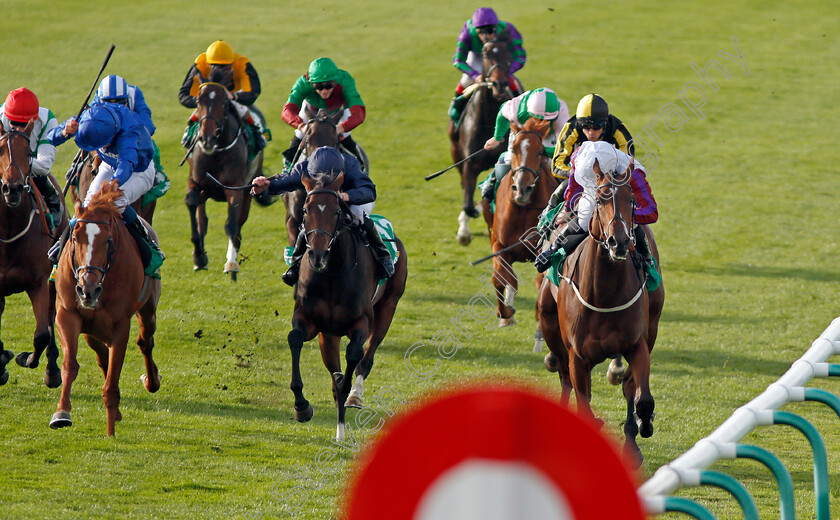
top-left (206, 40), bottom-right (235, 65)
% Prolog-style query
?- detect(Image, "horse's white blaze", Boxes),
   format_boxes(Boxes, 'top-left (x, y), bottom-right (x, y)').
top-left (226, 239), bottom-right (237, 265)
top-left (349, 375), bottom-right (365, 399)
top-left (317, 204), bottom-right (326, 213)
top-left (336, 422), bottom-right (345, 442)
top-left (84, 223), bottom-right (101, 266)
top-left (208, 91), bottom-right (216, 100)
top-left (504, 284), bottom-right (516, 307)
top-left (415, 460), bottom-right (573, 520)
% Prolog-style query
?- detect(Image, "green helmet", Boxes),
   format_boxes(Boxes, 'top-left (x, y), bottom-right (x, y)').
top-left (308, 57), bottom-right (339, 83)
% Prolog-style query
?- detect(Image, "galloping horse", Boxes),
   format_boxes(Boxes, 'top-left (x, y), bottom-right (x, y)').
top-left (286, 172), bottom-right (407, 441)
top-left (537, 159), bottom-right (664, 466)
top-left (449, 39), bottom-right (512, 245)
top-left (71, 152), bottom-right (156, 223)
top-left (51, 181), bottom-right (161, 436)
top-left (186, 75), bottom-right (263, 281)
top-left (282, 109), bottom-right (371, 246)
top-left (481, 118), bottom-right (557, 327)
top-left (0, 122), bottom-right (67, 388)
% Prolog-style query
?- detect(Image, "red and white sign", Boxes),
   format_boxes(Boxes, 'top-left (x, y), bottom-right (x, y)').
top-left (345, 383), bottom-right (645, 519)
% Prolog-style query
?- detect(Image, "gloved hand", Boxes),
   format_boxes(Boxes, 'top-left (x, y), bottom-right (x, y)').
top-left (112, 166), bottom-right (131, 185)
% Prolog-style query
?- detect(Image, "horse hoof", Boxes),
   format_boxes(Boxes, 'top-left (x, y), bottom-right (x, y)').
top-left (464, 206), bottom-right (480, 218)
top-left (193, 251), bottom-right (209, 270)
top-left (623, 443), bottom-right (644, 469)
top-left (0, 349), bottom-right (14, 366)
top-left (44, 369), bottom-right (62, 389)
top-left (16, 351), bottom-right (36, 368)
top-left (141, 373), bottom-right (161, 393)
top-left (635, 403), bottom-right (655, 438)
top-left (294, 403), bottom-right (314, 422)
top-left (606, 360), bottom-right (626, 386)
top-left (345, 395), bottom-right (363, 409)
top-left (0, 369), bottom-right (8, 386)
top-left (223, 261), bottom-right (240, 273)
top-left (544, 352), bottom-right (558, 373)
top-left (50, 411), bottom-right (72, 429)
top-left (498, 317), bottom-right (516, 327)
top-left (456, 232), bottom-right (472, 246)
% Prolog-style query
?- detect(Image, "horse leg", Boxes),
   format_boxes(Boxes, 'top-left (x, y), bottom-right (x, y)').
top-left (85, 334), bottom-right (110, 376)
top-left (185, 188), bottom-right (208, 270)
top-left (0, 296), bottom-right (11, 386)
top-left (223, 191), bottom-right (244, 280)
top-left (628, 341), bottom-right (654, 438)
top-left (16, 282), bottom-right (61, 387)
top-left (103, 321), bottom-right (130, 436)
top-left (569, 352), bottom-right (596, 422)
top-left (537, 284), bottom-right (572, 405)
top-left (288, 318), bottom-right (317, 422)
top-left (607, 356), bottom-right (626, 386)
top-left (51, 309), bottom-right (81, 429)
top-left (136, 294), bottom-right (161, 393)
top-left (347, 304), bottom-right (395, 409)
top-left (336, 326), bottom-right (367, 441)
top-left (493, 254), bottom-right (517, 327)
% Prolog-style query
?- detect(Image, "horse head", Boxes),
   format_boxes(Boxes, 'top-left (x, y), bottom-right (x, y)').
top-left (195, 81), bottom-right (232, 154)
top-left (69, 181), bottom-right (121, 309)
top-left (303, 109), bottom-right (342, 154)
top-left (509, 118), bottom-right (551, 206)
top-left (481, 40), bottom-right (513, 102)
top-left (591, 159), bottom-right (636, 261)
top-left (301, 172), bottom-right (348, 271)
top-left (0, 120), bottom-right (34, 208)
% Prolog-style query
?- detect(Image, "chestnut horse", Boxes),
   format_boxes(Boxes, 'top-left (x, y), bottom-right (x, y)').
top-left (186, 78), bottom-right (263, 281)
top-left (286, 172), bottom-right (407, 441)
top-left (71, 152), bottom-right (156, 223)
top-left (537, 159), bottom-right (664, 466)
top-left (282, 109), bottom-right (372, 246)
top-left (481, 118), bottom-right (557, 327)
top-left (449, 39), bottom-right (512, 245)
top-left (51, 181), bottom-right (161, 436)
top-left (0, 122), bottom-right (67, 388)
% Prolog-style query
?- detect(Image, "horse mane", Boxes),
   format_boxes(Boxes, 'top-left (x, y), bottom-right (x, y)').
top-left (304, 170), bottom-right (339, 188)
top-left (81, 181), bottom-right (123, 221)
top-left (522, 117), bottom-right (552, 136)
top-left (208, 66), bottom-right (233, 86)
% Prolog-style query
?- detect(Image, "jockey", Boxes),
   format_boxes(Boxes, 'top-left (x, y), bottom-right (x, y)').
top-left (281, 57), bottom-right (366, 168)
top-left (46, 103), bottom-right (164, 277)
top-left (0, 88), bottom-right (64, 228)
top-left (448, 7), bottom-right (526, 123)
top-left (251, 146), bottom-right (393, 287)
top-left (480, 87), bottom-right (569, 201)
top-left (93, 74), bottom-right (169, 202)
top-left (534, 141), bottom-right (657, 273)
top-left (178, 40), bottom-right (267, 154)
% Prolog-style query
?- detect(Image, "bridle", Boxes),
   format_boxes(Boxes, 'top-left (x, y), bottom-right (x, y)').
top-left (0, 129), bottom-right (33, 191)
top-left (510, 129), bottom-right (545, 193)
top-left (196, 82), bottom-right (241, 153)
top-left (302, 187), bottom-right (350, 254)
top-left (481, 41), bottom-right (513, 100)
top-left (591, 170), bottom-right (636, 251)
top-left (70, 218), bottom-right (119, 289)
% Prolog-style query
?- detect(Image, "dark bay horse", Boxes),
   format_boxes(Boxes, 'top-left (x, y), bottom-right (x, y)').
top-left (51, 181), bottom-right (161, 436)
top-left (281, 109), bottom-right (362, 246)
top-left (537, 159), bottom-right (664, 466)
top-left (71, 152), bottom-right (156, 223)
top-left (481, 118), bottom-right (557, 327)
top-left (0, 122), bottom-right (67, 388)
top-left (286, 173), bottom-right (407, 441)
top-left (186, 79), bottom-right (263, 281)
top-left (449, 39), bottom-right (512, 245)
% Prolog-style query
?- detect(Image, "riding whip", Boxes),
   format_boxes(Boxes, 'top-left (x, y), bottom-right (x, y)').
top-left (470, 231), bottom-right (541, 266)
top-left (76, 44), bottom-right (116, 120)
top-left (424, 149), bottom-right (486, 181)
top-left (204, 172), bottom-right (258, 191)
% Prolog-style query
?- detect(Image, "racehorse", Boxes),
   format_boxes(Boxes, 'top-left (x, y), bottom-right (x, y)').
top-left (70, 152), bottom-right (156, 223)
top-left (185, 74), bottom-right (263, 281)
top-left (0, 122), bottom-right (67, 388)
top-left (449, 39), bottom-right (513, 245)
top-left (51, 181), bottom-right (161, 436)
top-left (481, 118), bottom-right (557, 327)
top-left (536, 159), bottom-right (664, 466)
top-left (282, 109), bottom-right (370, 245)
top-left (286, 172), bottom-right (407, 441)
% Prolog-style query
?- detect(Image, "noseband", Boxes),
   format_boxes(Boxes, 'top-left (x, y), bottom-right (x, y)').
top-left (592, 177), bottom-right (636, 251)
top-left (303, 188), bottom-right (348, 253)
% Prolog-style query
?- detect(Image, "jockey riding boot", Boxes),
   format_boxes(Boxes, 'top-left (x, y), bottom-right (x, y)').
top-left (123, 207), bottom-right (165, 277)
top-left (448, 94), bottom-right (468, 123)
top-left (361, 216), bottom-right (395, 279)
top-left (482, 161), bottom-right (511, 202)
top-left (181, 112), bottom-right (198, 147)
top-left (282, 135), bottom-right (303, 169)
top-left (282, 232), bottom-right (306, 287)
top-left (534, 218), bottom-right (588, 273)
top-left (32, 175), bottom-right (63, 230)
top-left (47, 218), bottom-right (75, 265)
top-left (634, 225), bottom-right (653, 266)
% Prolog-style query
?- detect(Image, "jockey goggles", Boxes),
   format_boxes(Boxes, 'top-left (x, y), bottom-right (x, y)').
top-left (476, 25), bottom-right (496, 35)
top-left (313, 81), bottom-right (335, 91)
top-left (580, 121), bottom-right (606, 130)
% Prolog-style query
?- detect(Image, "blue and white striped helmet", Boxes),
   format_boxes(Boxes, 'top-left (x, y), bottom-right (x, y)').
top-left (96, 75), bottom-right (129, 103)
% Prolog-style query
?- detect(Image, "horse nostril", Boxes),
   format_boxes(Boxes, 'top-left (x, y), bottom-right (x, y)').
top-left (1, 184), bottom-right (8, 195)
top-left (511, 184), bottom-right (518, 192)
top-left (607, 236), bottom-right (618, 249)
top-left (75, 285), bottom-right (84, 300)
top-left (92, 286), bottom-right (102, 300)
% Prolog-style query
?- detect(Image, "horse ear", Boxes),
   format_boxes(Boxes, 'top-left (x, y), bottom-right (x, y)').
top-left (301, 173), bottom-right (315, 192)
top-left (328, 172), bottom-right (345, 191)
top-left (73, 199), bottom-right (82, 215)
top-left (24, 119), bottom-right (35, 135)
top-left (592, 159), bottom-right (604, 179)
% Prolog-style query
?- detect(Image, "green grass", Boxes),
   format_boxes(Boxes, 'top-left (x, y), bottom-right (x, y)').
top-left (1, 0), bottom-right (840, 518)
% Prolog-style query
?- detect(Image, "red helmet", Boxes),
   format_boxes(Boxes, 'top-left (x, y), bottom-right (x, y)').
top-left (4, 87), bottom-right (39, 123)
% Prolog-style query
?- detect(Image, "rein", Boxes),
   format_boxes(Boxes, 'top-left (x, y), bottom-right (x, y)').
top-left (0, 130), bottom-right (32, 189)
top-left (303, 188), bottom-right (348, 253)
top-left (0, 209), bottom-right (37, 243)
top-left (196, 82), bottom-right (243, 153)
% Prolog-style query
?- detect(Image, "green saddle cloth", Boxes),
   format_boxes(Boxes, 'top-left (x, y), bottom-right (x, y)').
top-left (546, 249), bottom-right (661, 293)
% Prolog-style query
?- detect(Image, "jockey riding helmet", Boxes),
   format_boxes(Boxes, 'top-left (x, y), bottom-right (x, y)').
top-left (4, 87), bottom-right (39, 124)
top-left (76, 104), bottom-right (120, 152)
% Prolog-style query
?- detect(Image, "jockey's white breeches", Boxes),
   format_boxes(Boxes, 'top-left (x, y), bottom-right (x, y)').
top-left (84, 160), bottom-right (155, 211)
top-left (349, 202), bottom-right (374, 223)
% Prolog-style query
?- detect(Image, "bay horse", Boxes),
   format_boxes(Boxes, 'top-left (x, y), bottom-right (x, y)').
top-left (51, 181), bottom-right (161, 436)
top-left (480, 118), bottom-right (558, 327)
top-left (282, 109), bottom-right (369, 246)
top-left (71, 151), bottom-right (156, 223)
top-left (186, 76), bottom-right (263, 281)
top-left (536, 159), bottom-right (664, 466)
top-left (286, 172), bottom-right (407, 441)
top-left (0, 122), bottom-right (67, 388)
top-left (449, 39), bottom-right (512, 245)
